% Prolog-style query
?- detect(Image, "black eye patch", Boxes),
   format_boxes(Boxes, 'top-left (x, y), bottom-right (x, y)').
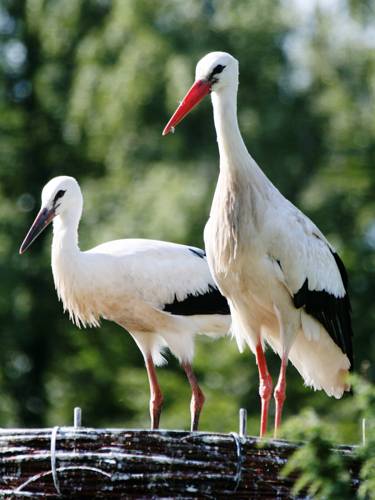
top-left (53, 189), bottom-right (66, 204)
top-left (212, 64), bottom-right (225, 75)
top-left (208, 64), bottom-right (226, 82)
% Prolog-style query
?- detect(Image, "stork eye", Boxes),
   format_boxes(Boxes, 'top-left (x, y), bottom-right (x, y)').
top-left (53, 189), bottom-right (66, 203)
top-left (212, 64), bottom-right (225, 76)
top-left (208, 64), bottom-right (226, 83)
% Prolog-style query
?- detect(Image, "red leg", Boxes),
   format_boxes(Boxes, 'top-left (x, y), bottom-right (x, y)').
top-left (182, 362), bottom-right (205, 431)
top-left (255, 343), bottom-right (273, 438)
top-left (274, 354), bottom-right (288, 437)
top-left (145, 354), bottom-right (164, 430)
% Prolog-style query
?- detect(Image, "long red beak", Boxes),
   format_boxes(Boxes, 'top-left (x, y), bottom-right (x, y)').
top-left (162, 79), bottom-right (211, 136)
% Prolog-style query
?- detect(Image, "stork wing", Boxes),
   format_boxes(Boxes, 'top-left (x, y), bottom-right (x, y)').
top-left (87, 239), bottom-right (230, 316)
top-left (266, 205), bottom-right (353, 365)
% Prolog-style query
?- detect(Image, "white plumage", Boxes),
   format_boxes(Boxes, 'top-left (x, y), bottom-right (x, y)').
top-left (163, 51), bottom-right (353, 437)
top-left (20, 176), bottom-right (231, 430)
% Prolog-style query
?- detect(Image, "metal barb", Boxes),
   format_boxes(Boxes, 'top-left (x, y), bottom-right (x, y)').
top-left (239, 408), bottom-right (247, 439)
top-left (362, 418), bottom-right (366, 446)
top-left (74, 407), bottom-right (82, 428)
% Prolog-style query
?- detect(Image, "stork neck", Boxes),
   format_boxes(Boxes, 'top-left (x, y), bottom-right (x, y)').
top-left (52, 211), bottom-right (80, 256)
top-left (211, 87), bottom-right (249, 175)
top-left (212, 87), bottom-right (269, 186)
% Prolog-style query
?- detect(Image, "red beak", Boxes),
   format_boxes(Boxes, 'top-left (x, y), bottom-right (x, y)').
top-left (162, 79), bottom-right (211, 136)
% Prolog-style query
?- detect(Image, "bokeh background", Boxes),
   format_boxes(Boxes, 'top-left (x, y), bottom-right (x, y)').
top-left (0, 0), bottom-right (374, 442)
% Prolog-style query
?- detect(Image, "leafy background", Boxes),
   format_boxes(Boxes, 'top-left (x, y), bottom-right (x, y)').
top-left (0, 0), bottom-right (374, 444)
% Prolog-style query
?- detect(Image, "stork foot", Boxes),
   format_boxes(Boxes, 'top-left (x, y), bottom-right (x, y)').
top-left (273, 356), bottom-right (287, 438)
top-left (259, 373), bottom-right (273, 438)
top-left (273, 383), bottom-right (286, 437)
top-left (182, 362), bottom-right (205, 431)
top-left (255, 343), bottom-right (273, 438)
top-left (145, 354), bottom-right (164, 430)
top-left (190, 385), bottom-right (205, 431)
top-left (150, 392), bottom-right (164, 430)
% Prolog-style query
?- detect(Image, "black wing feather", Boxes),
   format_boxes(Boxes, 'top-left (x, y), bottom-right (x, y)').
top-left (163, 284), bottom-right (230, 316)
top-left (293, 251), bottom-right (353, 368)
top-left (189, 247), bottom-right (206, 259)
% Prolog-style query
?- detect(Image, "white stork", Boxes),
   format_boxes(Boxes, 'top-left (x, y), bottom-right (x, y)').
top-left (163, 51), bottom-right (353, 437)
top-left (19, 176), bottom-right (231, 431)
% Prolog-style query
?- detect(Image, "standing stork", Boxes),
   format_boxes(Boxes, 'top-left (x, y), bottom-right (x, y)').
top-left (163, 52), bottom-right (353, 437)
top-left (19, 176), bottom-right (230, 431)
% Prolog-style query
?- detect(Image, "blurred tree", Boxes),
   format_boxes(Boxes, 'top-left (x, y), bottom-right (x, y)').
top-left (0, 0), bottom-right (373, 438)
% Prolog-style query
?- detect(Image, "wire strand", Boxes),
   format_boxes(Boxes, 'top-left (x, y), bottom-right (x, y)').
top-left (230, 432), bottom-right (244, 491)
top-left (50, 426), bottom-right (62, 496)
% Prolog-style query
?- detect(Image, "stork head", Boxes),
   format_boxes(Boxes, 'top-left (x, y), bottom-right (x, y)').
top-left (162, 51), bottom-right (238, 136)
top-left (19, 176), bottom-right (82, 254)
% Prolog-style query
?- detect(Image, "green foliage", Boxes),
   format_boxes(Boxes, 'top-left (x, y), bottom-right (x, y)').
top-left (282, 376), bottom-right (375, 499)
top-left (358, 437), bottom-right (375, 500)
top-left (282, 429), bottom-right (352, 499)
top-left (356, 377), bottom-right (375, 499)
top-left (0, 0), bottom-right (373, 447)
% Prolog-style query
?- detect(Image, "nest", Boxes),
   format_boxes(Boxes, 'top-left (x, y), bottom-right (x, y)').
top-left (0, 426), bottom-right (357, 499)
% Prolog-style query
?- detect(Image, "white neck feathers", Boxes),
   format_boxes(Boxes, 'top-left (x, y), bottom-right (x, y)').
top-left (208, 83), bottom-right (276, 273)
top-left (52, 213), bottom-right (80, 254)
top-left (211, 86), bottom-right (248, 174)
top-left (50, 210), bottom-right (99, 328)
top-left (211, 85), bottom-right (274, 196)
